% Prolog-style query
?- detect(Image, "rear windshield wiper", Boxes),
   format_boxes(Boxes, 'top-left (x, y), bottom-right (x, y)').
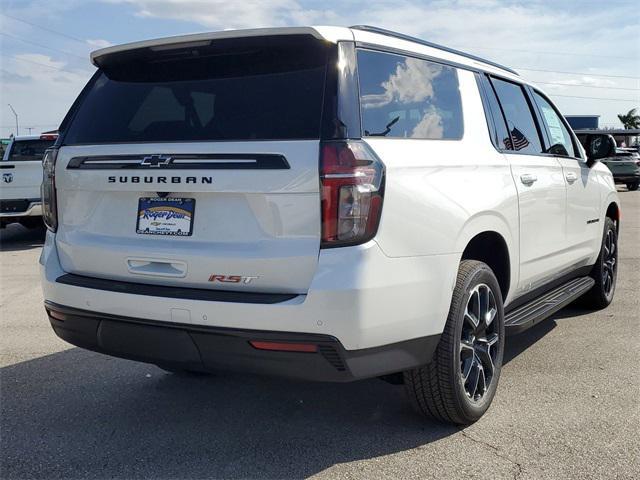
top-left (365, 116), bottom-right (400, 137)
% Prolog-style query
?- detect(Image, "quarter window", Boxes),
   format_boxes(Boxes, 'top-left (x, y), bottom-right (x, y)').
top-left (491, 78), bottom-right (543, 154)
top-left (478, 75), bottom-right (512, 150)
top-left (532, 91), bottom-right (577, 157)
top-left (357, 50), bottom-right (463, 139)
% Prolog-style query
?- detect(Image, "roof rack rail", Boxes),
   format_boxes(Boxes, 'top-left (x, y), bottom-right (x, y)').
top-left (349, 25), bottom-right (519, 76)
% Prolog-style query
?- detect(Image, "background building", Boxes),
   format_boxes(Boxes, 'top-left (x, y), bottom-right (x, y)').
top-left (566, 115), bottom-right (600, 130)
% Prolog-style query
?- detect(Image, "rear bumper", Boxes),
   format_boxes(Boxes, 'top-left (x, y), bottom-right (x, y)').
top-left (0, 199), bottom-right (42, 218)
top-left (45, 301), bottom-right (440, 382)
top-left (612, 173), bottom-right (640, 183)
top-left (41, 230), bottom-right (458, 351)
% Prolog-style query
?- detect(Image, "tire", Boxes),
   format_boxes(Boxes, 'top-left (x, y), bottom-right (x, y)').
top-left (19, 217), bottom-right (43, 229)
top-left (582, 217), bottom-right (618, 309)
top-left (404, 260), bottom-right (505, 425)
top-left (626, 182), bottom-right (639, 191)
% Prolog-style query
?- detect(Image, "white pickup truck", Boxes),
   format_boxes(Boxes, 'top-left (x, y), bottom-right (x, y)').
top-left (1, 134), bottom-right (57, 229)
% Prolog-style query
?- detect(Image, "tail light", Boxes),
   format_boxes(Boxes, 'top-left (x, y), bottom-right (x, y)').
top-left (40, 134), bottom-right (58, 141)
top-left (41, 148), bottom-right (58, 232)
top-left (249, 341), bottom-right (318, 353)
top-left (320, 141), bottom-right (385, 248)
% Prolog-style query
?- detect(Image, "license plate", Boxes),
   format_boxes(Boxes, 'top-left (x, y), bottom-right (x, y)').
top-left (136, 197), bottom-right (195, 236)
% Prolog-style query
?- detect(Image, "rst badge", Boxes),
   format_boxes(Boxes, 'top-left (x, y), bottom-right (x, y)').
top-left (208, 274), bottom-right (260, 284)
top-left (2, 173), bottom-right (13, 183)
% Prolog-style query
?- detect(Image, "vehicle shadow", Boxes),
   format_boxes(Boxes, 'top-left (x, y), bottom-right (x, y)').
top-left (503, 318), bottom-right (556, 365)
top-left (0, 223), bottom-right (45, 252)
top-left (502, 300), bottom-right (595, 365)
top-left (0, 348), bottom-right (457, 479)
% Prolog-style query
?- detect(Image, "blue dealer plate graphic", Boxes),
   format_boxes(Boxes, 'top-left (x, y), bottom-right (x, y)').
top-left (136, 197), bottom-right (195, 236)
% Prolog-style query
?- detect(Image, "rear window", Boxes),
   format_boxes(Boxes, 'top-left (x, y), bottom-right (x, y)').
top-left (5, 139), bottom-right (54, 162)
top-left (63, 36), bottom-right (331, 144)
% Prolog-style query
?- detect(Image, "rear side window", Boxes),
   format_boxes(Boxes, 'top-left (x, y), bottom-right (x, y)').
top-left (491, 78), bottom-right (543, 154)
top-left (477, 75), bottom-right (512, 150)
top-left (5, 140), bottom-right (54, 162)
top-left (531, 91), bottom-right (577, 157)
top-left (357, 49), bottom-right (463, 139)
top-left (63, 36), bottom-right (330, 144)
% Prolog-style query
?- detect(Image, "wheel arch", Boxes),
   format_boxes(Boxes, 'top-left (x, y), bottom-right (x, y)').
top-left (461, 232), bottom-right (511, 301)
top-left (455, 213), bottom-right (517, 303)
top-left (605, 200), bottom-right (620, 229)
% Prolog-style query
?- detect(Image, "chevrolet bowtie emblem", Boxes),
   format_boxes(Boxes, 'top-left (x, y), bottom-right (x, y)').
top-left (141, 155), bottom-right (172, 167)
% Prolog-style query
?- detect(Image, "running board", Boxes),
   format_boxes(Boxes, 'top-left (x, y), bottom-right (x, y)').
top-left (505, 277), bottom-right (595, 334)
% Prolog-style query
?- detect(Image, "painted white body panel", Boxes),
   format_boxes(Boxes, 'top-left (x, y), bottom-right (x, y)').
top-left (54, 141), bottom-right (322, 293)
top-left (557, 157), bottom-right (603, 266)
top-left (0, 161), bottom-right (42, 202)
top-left (1, 136), bottom-right (45, 218)
top-left (505, 152), bottom-right (567, 291)
top-left (41, 26), bottom-right (620, 352)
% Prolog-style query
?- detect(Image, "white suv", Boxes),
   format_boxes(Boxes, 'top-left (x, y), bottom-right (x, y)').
top-left (40, 26), bottom-right (620, 424)
top-left (1, 134), bottom-right (57, 228)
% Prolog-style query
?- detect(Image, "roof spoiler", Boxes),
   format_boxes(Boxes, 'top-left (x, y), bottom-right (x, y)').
top-left (90, 27), bottom-right (328, 67)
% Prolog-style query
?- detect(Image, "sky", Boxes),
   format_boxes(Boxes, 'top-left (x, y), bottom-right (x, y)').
top-left (0, 0), bottom-right (638, 137)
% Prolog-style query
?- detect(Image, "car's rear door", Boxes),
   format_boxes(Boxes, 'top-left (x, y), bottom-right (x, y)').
top-left (487, 76), bottom-right (568, 292)
top-left (54, 35), bottom-right (332, 294)
top-left (529, 89), bottom-right (602, 267)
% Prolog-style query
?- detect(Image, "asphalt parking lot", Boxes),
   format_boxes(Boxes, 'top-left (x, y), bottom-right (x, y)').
top-left (1, 189), bottom-right (638, 480)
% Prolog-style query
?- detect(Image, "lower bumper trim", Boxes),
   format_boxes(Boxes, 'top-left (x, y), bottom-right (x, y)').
top-left (55, 273), bottom-right (298, 305)
top-left (44, 301), bottom-right (440, 382)
top-left (0, 200), bottom-right (42, 218)
top-left (613, 175), bottom-right (640, 183)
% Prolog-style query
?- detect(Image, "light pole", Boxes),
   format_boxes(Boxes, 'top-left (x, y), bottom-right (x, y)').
top-left (7, 104), bottom-right (19, 136)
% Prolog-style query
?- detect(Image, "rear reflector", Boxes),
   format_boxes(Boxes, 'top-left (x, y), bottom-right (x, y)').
top-left (48, 310), bottom-right (66, 321)
top-left (249, 341), bottom-right (318, 353)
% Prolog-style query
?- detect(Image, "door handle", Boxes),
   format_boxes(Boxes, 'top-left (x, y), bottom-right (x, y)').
top-left (126, 258), bottom-right (187, 277)
top-left (520, 173), bottom-right (537, 186)
top-left (565, 172), bottom-right (578, 184)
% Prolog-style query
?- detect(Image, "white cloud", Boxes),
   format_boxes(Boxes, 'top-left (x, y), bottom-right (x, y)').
top-left (14, 53), bottom-right (67, 71)
top-left (1, 53), bottom-right (94, 135)
top-left (361, 56), bottom-right (443, 108)
top-left (86, 39), bottom-right (114, 49)
top-left (383, 58), bottom-right (442, 104)
top-left (105, 0), bottom-right (336, 29)
top-left (411, 108), bottom-right (444, 139)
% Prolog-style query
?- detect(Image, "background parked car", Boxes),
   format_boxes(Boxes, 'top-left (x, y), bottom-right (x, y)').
top-left (0, 134), bottom-right (57, 229)
top-left (601, 148), bottom-right (640, 191)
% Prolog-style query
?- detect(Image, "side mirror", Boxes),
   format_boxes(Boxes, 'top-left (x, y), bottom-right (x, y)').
top-left (582, 134), bottom-right (616, 165)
